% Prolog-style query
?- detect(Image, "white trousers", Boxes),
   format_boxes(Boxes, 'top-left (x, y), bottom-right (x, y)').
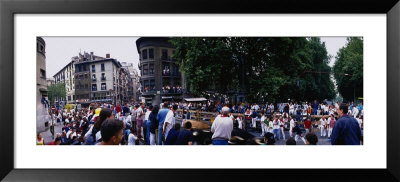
top-left (150, 133), bottom-right (156, 145)
top-left (261, 123), bottom-right (266, 135)
top-left (252, 119), bottom-right (256, 128)
top-left (280, 127), bottom-right (285, 139)
top-left (328, 127), bottom-right (333, 138)
top-left (289, 127), bottom-right (294, 137)
top-left (320, 126), bottom-right (327, 137)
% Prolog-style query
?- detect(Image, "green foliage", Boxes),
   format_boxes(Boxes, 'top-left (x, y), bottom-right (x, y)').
top-left (171, 37), bottom-right (337, 103)
top-left (47, 83), bottom-right (66, 106)
top-left (333, 37), bottom-right (363, 102)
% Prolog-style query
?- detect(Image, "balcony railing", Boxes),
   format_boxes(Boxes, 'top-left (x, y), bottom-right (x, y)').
top-left (101, 77), bottom-right (106, 81)
top-left (92, 78), bottom-right (96, 82)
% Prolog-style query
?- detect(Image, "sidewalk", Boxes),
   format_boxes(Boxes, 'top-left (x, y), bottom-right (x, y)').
top-left (40, 122), bottom-right (64, 144)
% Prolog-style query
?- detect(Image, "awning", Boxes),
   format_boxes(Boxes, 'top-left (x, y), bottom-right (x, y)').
top-left (162, 96), bottom-right (173, 99)
top-left (184, 98), bottom-right (207, 102)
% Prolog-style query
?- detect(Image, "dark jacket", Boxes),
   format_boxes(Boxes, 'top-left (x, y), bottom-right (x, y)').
top-left (331, 115), bottom-right (362, 145)
top-left (149, 112), bottom-right (158, 134)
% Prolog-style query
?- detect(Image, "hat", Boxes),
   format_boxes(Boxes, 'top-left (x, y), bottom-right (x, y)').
top-left (94, 108), bottom-right (102, 117)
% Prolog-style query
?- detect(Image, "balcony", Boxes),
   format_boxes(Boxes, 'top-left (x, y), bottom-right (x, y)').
top-left (101, 77), bottom-right (106, 81)
top-left (92, 78), bottom-right (96, 82)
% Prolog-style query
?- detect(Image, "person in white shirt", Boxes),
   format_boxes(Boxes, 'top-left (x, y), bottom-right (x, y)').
top-left (237, 116), bottom-right (243, 130)
top-left (323, 104), bottom-right (329, 115)
top-left (357, 115), bottom-right (363, 129)
top-left (289, 103), bottom-right (295, 116)
top-left (352, 106), bottom-right (359, 118)
top-left (128, 127), bottom-right (138, 145)
top-left (279, 116), bottom-right (286, 140)
top-left (289, 116), bottom-right (295, 137)
top-left (136, 103), bottom-right (145, 138)
top-left (211, 106), bottom-right (233, 145)
top-left (162, 104), bottom-right (177, 140)
top-left (260, 113), bottom-right (267, 136)
top-left (327, 115), bottom-right (336, 138)
top-left (320, 116), bottom-right (328, 137)
top-left (144, 105), bottom-right (152, 145)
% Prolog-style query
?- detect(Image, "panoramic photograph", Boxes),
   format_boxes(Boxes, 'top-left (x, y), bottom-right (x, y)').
top-left (36, 36), bottom-right (363, 146)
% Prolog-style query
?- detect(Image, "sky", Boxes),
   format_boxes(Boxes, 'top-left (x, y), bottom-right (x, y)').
top-left (43, 37), bottom-right (348, 78)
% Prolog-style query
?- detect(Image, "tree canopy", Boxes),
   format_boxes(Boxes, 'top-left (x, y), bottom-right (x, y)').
top-left (47, 83), bottom-right (66, 106)
top-left (333, 37), bottom-right (363, 102)
top-left (170, 37), bottom-right (336, 103)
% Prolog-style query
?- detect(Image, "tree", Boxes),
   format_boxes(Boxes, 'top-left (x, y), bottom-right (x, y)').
top-left (47, 83), bottom-right (66, 106)
top-left (333, 37), bottom-right (363, 102)
top-left (171, 37), bottom-right (336, 103)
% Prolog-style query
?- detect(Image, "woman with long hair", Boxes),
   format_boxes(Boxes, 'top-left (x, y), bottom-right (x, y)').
top-left (148, 105), bottom-right (160, 145)
top-left (84, 108), bottom-right (113, 145)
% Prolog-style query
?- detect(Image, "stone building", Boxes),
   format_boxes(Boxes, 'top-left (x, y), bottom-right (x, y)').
top-left (136, 37), bottom-right (183, 105)
top-left (36, 37), bottom-right (50, 133)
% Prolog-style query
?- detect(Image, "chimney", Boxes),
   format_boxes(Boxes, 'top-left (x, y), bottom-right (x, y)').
top-left (106, 53), bottom-right (110, 58)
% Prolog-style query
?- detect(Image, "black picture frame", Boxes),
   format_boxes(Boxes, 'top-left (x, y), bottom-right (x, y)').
top-left (1, 0), bottom-right (399, 181)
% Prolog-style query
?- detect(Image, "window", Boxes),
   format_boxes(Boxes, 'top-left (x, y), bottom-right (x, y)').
top-left (92, 74), bottom-right (96, 81)
top-left (142, 49), bottom-right (147, 60)
top-left (68, 96), bottom-right (71, 101)
top-left (40, 69), bottom-right (46, 78)
top-left (163, 65), bottom-right (170, 76)
top-left (83, 65), bottom-right (87, 71)
top-left (150, 80), bottom-right (155, 91)
top-left (92, 65), bottom-right (95, 72)
top-left (143, 80), bottom-right (149, 92)
top-left (162, 49), bottom-right (168, 60)
top-left (101, 83), bottom-right (106, 90)
top-left (85, 74), bottom-right (88, 79)
top-left (101, 63), bottom-right (105, 71)
top-left (92, 84), bottom-right (97, 91)
top-left (149, 48), bottom-right (154, 59)
top-left (143, 64), bottom-right (148, 75)
top-left (101, 73), bottom-right (106, 81)
top-left (85, 84), bottom-right (88, 89)
top-left (149, 64), bottom-right (154, 75)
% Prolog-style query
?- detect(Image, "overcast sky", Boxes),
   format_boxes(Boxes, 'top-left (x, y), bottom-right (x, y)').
top-left (43, 37), bottom-right (348, 78)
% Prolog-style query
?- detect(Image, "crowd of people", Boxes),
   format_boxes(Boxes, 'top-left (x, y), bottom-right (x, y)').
top-left (37, 99), bottom-right (363, 146)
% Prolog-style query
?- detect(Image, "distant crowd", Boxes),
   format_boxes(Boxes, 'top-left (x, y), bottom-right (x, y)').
top-left (37, 100), bottom-right (363, 146)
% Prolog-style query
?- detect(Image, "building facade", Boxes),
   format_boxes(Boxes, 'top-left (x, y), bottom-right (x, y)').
top-left (53, 59), bottom-right (75, 106)
top-left (89, 57), bottom-right (121, 104)
top-left (37, 37), bottom-right (50, 133)
top-left (52, 51), bottom-right (135, 106)
top-left (136, 37), bottom-right (183, 105)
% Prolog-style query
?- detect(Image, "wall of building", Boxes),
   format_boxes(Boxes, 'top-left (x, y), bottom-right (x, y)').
top-left (36, 37), bottom-right (50, 133)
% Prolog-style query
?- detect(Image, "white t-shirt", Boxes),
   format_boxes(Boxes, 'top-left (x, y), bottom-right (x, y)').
top-left (164, 110), bottom-right (175, 139)
top-left (289, 119), bottom-right (295, 128)
top-left (260, 116), bottom-right (266, 126)
top-left (145, 110), bottom-right (151, 121)
top-left (323, 105), bottom-right (329, 113)
top-left (136, 107), bottom-right (144, 120)
top-left (211, 115), bottom-right (233, 140)
top-left (128, 133), bottom-right (138, 145)
top-left (320, 118), bottom-right (327, 127)
top-left (273, 119), bottom-right (280, 129)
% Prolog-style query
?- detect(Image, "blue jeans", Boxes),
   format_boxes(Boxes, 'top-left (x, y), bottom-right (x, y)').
top-left (212, 139), bottom-right (228, 145)
top-left (273, 129), bottom-right (280, 140)
top-left (157, 124), bottom-right (164, 145)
